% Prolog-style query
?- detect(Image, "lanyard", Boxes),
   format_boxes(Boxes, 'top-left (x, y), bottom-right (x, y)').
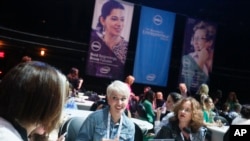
top-left (180, 132), bottom-right (193, 141)
top-left (106, 112), bottom-right (123, 139)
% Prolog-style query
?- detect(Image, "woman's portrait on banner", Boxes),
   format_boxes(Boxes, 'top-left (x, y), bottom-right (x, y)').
top-left (180, 18), bottom-right (217, 94)
top-left (86, 0), bottom-right (134, 79)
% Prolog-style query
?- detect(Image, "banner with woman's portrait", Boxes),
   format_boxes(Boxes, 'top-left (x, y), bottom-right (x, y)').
top-left (179, 18), bottom-right (217, 94)
top-left (85, 0), bottom-right (134, 79)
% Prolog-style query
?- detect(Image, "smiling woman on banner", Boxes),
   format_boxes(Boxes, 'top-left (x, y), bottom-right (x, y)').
top-left (86, 0), bottom-right (132, 79)
top-left (181, 20), bottom-right (216, 93)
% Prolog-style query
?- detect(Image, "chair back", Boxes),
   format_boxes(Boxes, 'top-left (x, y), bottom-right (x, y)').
top-left (58, 117), bottom-right (86, 141)
top-left (214, 115), bottom-right (229, 125)
top-left (136, 103), bottom-right (148, 121)
top-left (134, 123), bottom-right (144, 141)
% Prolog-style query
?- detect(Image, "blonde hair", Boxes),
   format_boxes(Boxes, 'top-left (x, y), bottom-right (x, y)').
top-left (106, 80), bottom-right (130, 98)
top-left (197, 83), bottom-right (209, 95)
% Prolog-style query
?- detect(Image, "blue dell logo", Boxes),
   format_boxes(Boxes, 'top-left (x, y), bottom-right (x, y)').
top-left (153, 15), bottom-right (163, 25)
top-left (146, 74), bottom-right (156, 81)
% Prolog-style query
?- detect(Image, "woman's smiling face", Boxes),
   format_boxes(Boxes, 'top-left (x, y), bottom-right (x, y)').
top-left (192, 29), bottom-right (208, 52)
top-left (108, 92), bottom-right (128, 114)
top-left (101, 8), bottom-right (125, 37)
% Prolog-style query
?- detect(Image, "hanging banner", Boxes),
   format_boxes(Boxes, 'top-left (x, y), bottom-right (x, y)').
top-left (179, 18), bottom-right (217, 94)
top-left (133, 6), bottom-right (176, 86)
top-left (85, 0), bottom-right (134, 79)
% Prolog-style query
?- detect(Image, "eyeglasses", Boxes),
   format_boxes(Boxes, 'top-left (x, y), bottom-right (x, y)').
top-left (179, 107), bottom-right (191, 113)
top-left (192, 37), bottom-right (207, 42)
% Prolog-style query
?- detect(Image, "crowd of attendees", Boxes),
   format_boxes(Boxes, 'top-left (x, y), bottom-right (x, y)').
top-left (1, 55), bottom-right (250, 141)
top-left (120, 80), bottom-right (249, 141)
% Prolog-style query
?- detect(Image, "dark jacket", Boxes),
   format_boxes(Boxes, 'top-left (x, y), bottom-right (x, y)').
top-left (154, 121), bottom-right (206, 141)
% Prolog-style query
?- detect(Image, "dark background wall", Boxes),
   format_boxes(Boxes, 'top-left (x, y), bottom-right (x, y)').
top-left (0, 0), bottom-right (250, 104)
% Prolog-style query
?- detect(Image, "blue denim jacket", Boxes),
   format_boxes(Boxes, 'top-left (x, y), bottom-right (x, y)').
top-left (76, 106), bottom-right (135, 141)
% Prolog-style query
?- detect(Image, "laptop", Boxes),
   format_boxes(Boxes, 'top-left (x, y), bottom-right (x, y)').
top-left (148, 139), bottom-right (175, 141)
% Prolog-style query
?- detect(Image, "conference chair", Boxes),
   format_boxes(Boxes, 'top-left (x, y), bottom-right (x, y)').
top-left (58, 117), bottom-right (86, 141)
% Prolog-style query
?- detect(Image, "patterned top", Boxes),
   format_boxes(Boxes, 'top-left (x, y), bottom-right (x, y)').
top-left (112, 38), bottom-right (128, 64)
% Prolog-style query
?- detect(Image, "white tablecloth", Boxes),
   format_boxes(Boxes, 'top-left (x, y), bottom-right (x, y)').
top-left (74, 96), bottom-right (95, 110)
top-left (130, 118), bottom-right (153, 133)
top-left (207, 125), bottom-right (229, 141)
top-left (64, 109), bottom-right (93, 118)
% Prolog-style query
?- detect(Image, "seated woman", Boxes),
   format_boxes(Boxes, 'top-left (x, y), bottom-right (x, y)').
top-left (203, 97), bottom-right (223, 127)
top-left (140, 90), bottom-right (155, 124)
top-left (154, 92), bottom-right (183, 134)
top-left (76, 80), bottom-right (135, 141)
top-left (154, 97), bottom-right (206, 141)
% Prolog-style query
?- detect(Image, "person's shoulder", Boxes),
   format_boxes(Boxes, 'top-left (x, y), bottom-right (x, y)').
top-left (165, 112), bottom-right (174, 119)
top-left (231, 116), bottom-right (245, 125)
top-left (121, 115), bottom-right (135, 132)
top-left (182, 54), bottom-right (194, 64)
top-left (0, 117), bottom-right (23, 141)
top-left (123, 115), bottom-right (134, 126)
top-left (159, 122), bottom-right (176, 133)
top-left (91, 30), bottom-right (102, 40)
top-left (192, 126), bottom-right (207, 140)
top-left (118, 37), bottom-right (128, 49)
top-left (88, 107), bottom-right (108, 119)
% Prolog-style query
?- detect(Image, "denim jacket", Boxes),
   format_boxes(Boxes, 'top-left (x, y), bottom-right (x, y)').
top-left (76, 106), bottom-right (135, 141)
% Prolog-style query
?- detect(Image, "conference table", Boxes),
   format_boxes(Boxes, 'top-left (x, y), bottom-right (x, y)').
top-left (63, 108), bottom-right (93, 120)
top-left (207, 125), bottom-right (229, 141)
top-left (130, 117), bottom-right (153, 133)
top-left (74, 95), bottom-right (94, 110)
top-left (75, 100), bottom-right (94, 110)
top-left (74, 94), bottom-right (106, 110)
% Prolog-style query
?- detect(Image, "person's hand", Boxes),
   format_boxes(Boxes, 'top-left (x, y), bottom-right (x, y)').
top-left (57, 133), bottom-right (66, 141)
top-left (197, 47), bottom-right (209, 64)
top-left (156, 107), bottom-right (162, 121)
top-left (215, 119), bottom-right (223, 127)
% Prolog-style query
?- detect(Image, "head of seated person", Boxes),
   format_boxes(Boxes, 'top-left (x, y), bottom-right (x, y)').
top-left (0, 61), bottom-right (69, 140)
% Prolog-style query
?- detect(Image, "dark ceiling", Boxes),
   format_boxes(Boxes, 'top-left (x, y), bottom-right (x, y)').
top-left (1, 0), bottom-right (248, 70)
top-left (1, 0), bottom-right (250, 37)
top-left (1, 0), bottom-right (250, 69)
top-left (0, 0), bottom-right (250, 102)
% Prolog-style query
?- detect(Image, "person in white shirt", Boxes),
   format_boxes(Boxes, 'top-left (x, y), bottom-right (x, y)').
top-left (232, 104), bottom-right (250, 125)
top-left (228, 103), bottom-right (242, 120)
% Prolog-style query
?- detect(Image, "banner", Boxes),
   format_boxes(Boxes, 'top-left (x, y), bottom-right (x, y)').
top-left (85, 0), bottom-right (134, 79)
top-left (179, 18), bottom-right (217, 94)
top-left (133, 6), bottom-right (176, 86)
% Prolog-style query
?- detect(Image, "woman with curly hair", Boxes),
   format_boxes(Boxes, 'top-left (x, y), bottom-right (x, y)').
top-left (154, 97), bottom-right (206, 141)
